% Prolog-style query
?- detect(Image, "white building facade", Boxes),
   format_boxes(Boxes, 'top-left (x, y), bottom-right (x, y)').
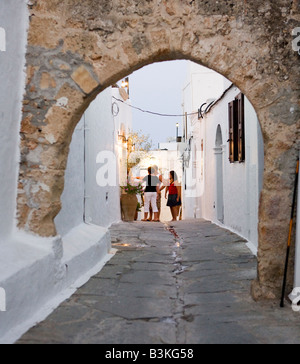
top-left (0, 0), bottom-right (28, 242)
top-left (55, 86), bottom-right (132, 236)
top-left (182, 63), bottom-right (264, 252)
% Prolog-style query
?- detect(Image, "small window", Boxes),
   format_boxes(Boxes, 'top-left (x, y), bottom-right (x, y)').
top-left (228, 93), bottom-right (245, 163)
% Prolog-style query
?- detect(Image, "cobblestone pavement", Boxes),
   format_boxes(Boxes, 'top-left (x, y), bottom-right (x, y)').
top-left (18, 220), bottom-right (300, 344)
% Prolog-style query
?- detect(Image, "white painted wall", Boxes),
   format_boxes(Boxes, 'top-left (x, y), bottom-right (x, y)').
top-left (182, 63), bottom-right (264, 249)
top-left (84, 87), bottom-right (132, 228)
top-left (54, 119), bottom-right (85, 236)
top-left (0, 0), bottom-right (28, 241)
top-left (182, 63), bottom-right (225, 118)
top-left (182, 63), bottom-right (227, 221)
top-left (200, 87), bottom-right (263, 247)
top-left (56, 87), bottom-right (132, 235)
top-left (159, 142), bottom-right (178, 151)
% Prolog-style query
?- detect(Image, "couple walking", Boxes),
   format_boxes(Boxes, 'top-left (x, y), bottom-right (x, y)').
top-left (141, 166), bottom-right (181, 222)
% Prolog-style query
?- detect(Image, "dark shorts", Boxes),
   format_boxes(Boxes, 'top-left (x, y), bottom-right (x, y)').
top-left (167, 194), bottom-right (181, 207)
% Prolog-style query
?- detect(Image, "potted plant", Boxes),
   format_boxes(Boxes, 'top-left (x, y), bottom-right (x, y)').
top-left (135, 202), bottom-right (142, 221)
top-left (121, 181), bottom-right (143, 222)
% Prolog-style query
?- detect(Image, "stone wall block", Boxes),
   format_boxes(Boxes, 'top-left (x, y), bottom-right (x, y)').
top-left (71, 65), bottom-right (100, 94)
top-left (28, 17), bottom-right (61, 49)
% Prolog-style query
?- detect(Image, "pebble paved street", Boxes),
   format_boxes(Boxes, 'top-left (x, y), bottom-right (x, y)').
top-left (17, 220), bottom-right (300, 344)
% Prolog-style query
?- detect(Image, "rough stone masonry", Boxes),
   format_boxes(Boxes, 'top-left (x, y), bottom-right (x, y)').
top-left (17, 0), bottom-right (299, 300)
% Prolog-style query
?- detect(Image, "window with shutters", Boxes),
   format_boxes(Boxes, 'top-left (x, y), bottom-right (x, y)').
top-left (228, 93), bottom-right (245, 163)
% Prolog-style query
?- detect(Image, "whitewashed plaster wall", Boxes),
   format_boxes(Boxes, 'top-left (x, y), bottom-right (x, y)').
top-left (85, 87), bottom-right (122, 228)
top-left (182, 63), bottom-right (264, 249)
top-left (182, 62), bottom-right (226, 119)
top-left (54, 118), bottom-right (85, 236)
top-left (194, 86), bottom-right (264, 248)
top-left (56, 86), bottom-right (132, 235)
top-left (182, 118), bottom-right (203, 221)
top-left (0, 0), bottom-right (28, 241)
top-left (182, 63), bottom-right (226, 221)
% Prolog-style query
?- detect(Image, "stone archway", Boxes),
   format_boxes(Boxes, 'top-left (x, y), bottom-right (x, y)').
top-left (18, 0), bottom-right (299, 300)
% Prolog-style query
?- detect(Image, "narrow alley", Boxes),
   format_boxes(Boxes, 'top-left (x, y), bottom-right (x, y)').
top-left (17, 220), bottom-right (300, 345)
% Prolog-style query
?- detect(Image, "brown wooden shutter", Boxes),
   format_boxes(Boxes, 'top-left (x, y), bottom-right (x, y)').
top-left (229, 100), bottom-right (239, 162)
top-left (236, 93), bottom-right (245, 162)
top-left (228, 101), bottom-right (235, 163)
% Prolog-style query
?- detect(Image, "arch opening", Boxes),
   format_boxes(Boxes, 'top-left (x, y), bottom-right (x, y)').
top-left (55, 60), bottom-right (264, 280)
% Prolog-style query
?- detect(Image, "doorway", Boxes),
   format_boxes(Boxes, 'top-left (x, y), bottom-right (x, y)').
top-left (215, 125), bottom-right (224, 224)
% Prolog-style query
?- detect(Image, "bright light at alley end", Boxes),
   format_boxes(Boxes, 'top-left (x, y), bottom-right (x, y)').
top-left (121, 77), bottom-right (129, 94)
